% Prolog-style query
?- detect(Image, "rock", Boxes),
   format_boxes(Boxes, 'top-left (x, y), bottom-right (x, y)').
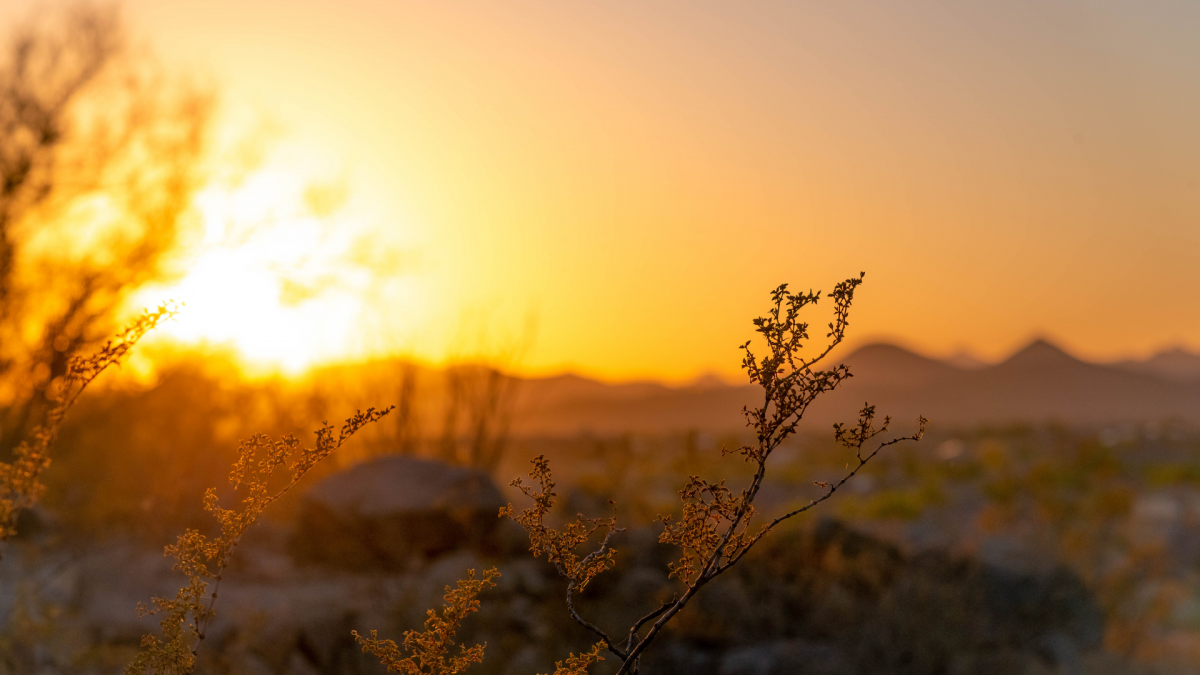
top-left (289, 455), bottom-right (505, 570)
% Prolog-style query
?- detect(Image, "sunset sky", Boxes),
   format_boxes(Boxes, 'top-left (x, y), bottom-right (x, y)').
top-left (13, 0), bottom-right (1199, 382)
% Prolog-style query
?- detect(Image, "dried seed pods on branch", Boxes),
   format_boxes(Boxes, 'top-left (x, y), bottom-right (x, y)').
top-left (353, 568), bottom-right (500, 675)
top-left (0, 303), bottom-right (177, 544)
top-left (503, 274), bottom-right (926, 675)
top-left (126, 407), bottom-right (392, 675)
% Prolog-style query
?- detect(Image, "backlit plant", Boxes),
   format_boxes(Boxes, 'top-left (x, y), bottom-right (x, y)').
top-left (499, 274), bottom-right (926, 674)
top-left (127, 407), bottom-right (393, 675)
top-left (0, 303), bottom-right (177, 545)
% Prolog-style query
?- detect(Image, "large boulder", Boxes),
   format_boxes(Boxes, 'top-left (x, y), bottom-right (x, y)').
top-left (289, 456), bottom-right (505, 570)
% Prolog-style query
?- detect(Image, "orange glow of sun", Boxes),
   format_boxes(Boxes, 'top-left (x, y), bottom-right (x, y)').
top-left (133, 157), bottom-right (420, 375)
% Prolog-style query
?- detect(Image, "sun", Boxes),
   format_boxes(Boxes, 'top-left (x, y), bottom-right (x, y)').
top-left (133, 162), bottom-right (418, 375)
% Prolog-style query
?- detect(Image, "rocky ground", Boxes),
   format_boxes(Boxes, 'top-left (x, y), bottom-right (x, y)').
top-left (4, 444), bottom-right (1198, 675)
top-left (0, 517), bottom-right (1125, 674)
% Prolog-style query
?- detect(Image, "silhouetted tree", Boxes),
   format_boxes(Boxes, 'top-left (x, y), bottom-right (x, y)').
top-left (0, 2), bottom-right (211, 453)
top-left (438, 363), bottom-right (518, 471)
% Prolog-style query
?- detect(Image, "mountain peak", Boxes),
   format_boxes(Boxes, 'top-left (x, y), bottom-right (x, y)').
top-left (845, 342), bottom-right (938, 362)
top-left (1117, 345), bottom-right (1200, 382)
top-left (1001, 339), bottom-right (1080, 367)
top-left (686, 372), bottom-right (735, 390)
top-left (842, 342), bottom-right (955, 386)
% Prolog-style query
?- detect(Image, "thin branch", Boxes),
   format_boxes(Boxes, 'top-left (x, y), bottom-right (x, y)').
top-left (504, 275), bottom-right (925, 675)
top-left (128, 408), bottom-right (393, 674)
top-left (625, 596), bottom-right (675, 653)
top-left (720, 421), bottom-right (926, 574)
top-left (565, 527), bottom-right (626, 660)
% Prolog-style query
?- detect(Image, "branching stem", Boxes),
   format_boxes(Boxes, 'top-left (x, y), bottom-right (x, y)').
top-left (501, 275), bottom-right (927, 675)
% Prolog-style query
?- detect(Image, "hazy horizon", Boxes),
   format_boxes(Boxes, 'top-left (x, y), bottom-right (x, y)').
top-left (6, 0), bottom-right (1196, 383)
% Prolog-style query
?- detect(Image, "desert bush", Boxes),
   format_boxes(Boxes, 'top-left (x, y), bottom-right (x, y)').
top-left (439, 363), bottom-right (519, 472)
top-left (43, 353), bottom-right (286, 541)
top-left (126, 407), bottom-right (392, 674)
top-left (354, 274), bottom-right (927, 675)
top-left (0, 304), bottom-right (175, 545)
top-left (289, 355), bottom-right (520, 473)
top-left (352, 567), bottom-right (501, 675)
top-left (0, 2), bottom-right (210, 455)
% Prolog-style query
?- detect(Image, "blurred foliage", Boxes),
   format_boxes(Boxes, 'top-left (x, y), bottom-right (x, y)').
top-left (0, 2), bottom-right (211, 457)
top-left (127, 408), bottom-right (391, 674)
top-left (38, 353), bottom-right (531, 543)
top-left (0, 305), bottom-right (174, 543)
top-left (803, 423), bottom-right (1200, 664)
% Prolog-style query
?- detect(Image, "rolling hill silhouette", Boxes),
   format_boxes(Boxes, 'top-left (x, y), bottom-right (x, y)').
top-left (510, 341), bottom-right (1200, 436)
top-left (1113, 347), bottom-right (1200, 383)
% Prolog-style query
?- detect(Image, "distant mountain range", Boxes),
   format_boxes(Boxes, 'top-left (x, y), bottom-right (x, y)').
top-left (510, 342), bottom-right (1200, 436)
top-left (1111, 347), bottom-right (1200, 383)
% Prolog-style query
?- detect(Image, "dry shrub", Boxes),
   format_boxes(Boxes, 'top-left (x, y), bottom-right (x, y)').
top-left (353, 275), bottom-right (926, 675)
top-left (127, 408), bottom-right (392, 675)
top-left (498, 276), bottom-right (926, 674)
top-left (352, 568), bottom-right (500, 675)
top-left (0, 303), bottom-right (175, 543)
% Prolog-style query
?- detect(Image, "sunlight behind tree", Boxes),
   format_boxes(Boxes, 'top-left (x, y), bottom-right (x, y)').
top-left (0, 2), bottom-right (209, 451)
top-left (130, 147), bottom-right (426, 375)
